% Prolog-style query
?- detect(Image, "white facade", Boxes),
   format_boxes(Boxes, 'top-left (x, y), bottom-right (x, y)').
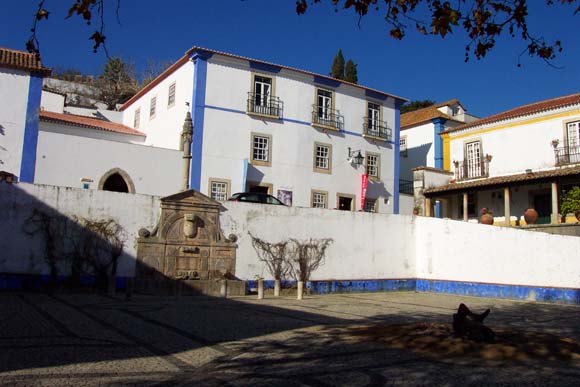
top-left (120, 48), bottom-right (405, 213)
top-left (0, 67), bottom-right (32, 177)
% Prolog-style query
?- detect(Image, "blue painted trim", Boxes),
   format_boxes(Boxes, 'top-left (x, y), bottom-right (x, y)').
top-left (249, 60), bottom-right (282, 74)
top-left (308, 279), bottom-right (416, 294)
top-left (393, 99), bottom-right (403, 214)
top-left (190, 49), bottom-right (213, 61)
top-left (283, 117), bottom-right (315, 126)
top-left (189, 54), bottom-right (210, 190)
top-left (416, 279), bottom-right (580, 304)
top-left (435, 201), bottom-right (441, 218)
top-left (432, 117), bottom-right (446, 169)
top-left (205, 105), bottom-right (245, 115)
top-left (242, 158), bottom-right (249, 191)
top-left (0, 273), bottom-right (129, 291)
top-left (313, 75), bottom-right (341, 88)
top-left (19, 73), bottom-right (43, 182)
top-left (365, 89), bottom-right (388, 101)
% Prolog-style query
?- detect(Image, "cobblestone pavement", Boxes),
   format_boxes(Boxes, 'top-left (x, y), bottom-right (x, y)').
top-left (2, 291), bottom-right (580, 386)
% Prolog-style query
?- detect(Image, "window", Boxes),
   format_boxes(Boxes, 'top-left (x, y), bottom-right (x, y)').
top-left (465, 140), bottom-right (482, 178)
top-left (133, 108), bottom-right (140, 128)
top-left (149, 96), bottom-right (157, 119)
top-left (367, 102), bottom-right (381, 131)
top-left (250, 133), bottom-right (272, 166)
top-left (400, 135), bottom-right (408, 157)
top-left (317, 89), bottom-right (333, 120)
top-left (366, 153), bottom-right (380, 180)
top-left (253, 75), bottom-right (272, 108)
top-left (209, 178), bottom-right (230, 201)
top-left (566, 120), bottom-right (579, 148)
top-left (364, 198), bottom-right (377, 213)
top-left (168, 82), bottom-right (176, 108)
top-left (311, 190), bottom-right (328, 209)
top-left (313, 143), bottom-right (332, 174)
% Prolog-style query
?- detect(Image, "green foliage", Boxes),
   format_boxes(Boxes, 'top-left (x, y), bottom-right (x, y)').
top-left (331, 49), bottom-right (345, 79)
top-left (560, 186), bottom-right (580, 215)
top-left (400, 100), bottom-right (436, 114)
top-left (345, 59), bottom-right (358, 84)
top-left (96, 57), bottom-right (139, 109)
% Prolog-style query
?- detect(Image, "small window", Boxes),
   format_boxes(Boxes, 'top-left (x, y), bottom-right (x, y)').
top-left (366, 153), bottom-right (380, 180)
top-left (134, 108), bottom-right (140, 129)
top-left (250, 133), bottom-right (272, 166)
top-left (168, 82), bottom-right (176, 108)
top-left (367, 102), bottom-right (381, 130)
top-left (400, 135), bottom-right (407, 157)
top-left (311, 190), bottom-right (328, 209)
top-left (364, 198), bottom-right (377, 213)
top-left (209, 178), bottom-right (230, 201)
top-left (316, 89), bottom-right (333, 119)
top-left (253, 75), bottom-right (272, 107)
top-left (150, 96), bottom-right (157, 119)
top-left (313, 143), bottom-right (332, 174)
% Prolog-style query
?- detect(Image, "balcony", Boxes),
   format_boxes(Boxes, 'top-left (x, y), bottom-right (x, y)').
top-left (453, 158), bottom-right (490, 181)
top-left (247, 92), bottom-right (283, 119)
top-left (363, 118), bottom-right (392, 142)
top-left (311, 105), bottom-right (344, 131)
top-left (554, 145), bottom-right (580, 166)
top-left (399, 179), bottom-right (413, 195)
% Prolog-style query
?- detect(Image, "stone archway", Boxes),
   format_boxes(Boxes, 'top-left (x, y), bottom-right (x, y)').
top-left (98, 168), bottom-right (136, 194)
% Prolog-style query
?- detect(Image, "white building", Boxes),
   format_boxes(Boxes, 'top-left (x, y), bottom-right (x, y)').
top-left (418, 93), bottom-right (580, 224)
top-left (120, 47), bottom-right (407, 213)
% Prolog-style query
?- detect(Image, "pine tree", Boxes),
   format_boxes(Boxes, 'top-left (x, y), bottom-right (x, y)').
top-left (345, 60), bottom-right (358, 84)
top-left (330, 49), bottom-right (345, 80)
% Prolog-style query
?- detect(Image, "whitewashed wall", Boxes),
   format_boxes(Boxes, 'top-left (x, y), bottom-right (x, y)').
top-left (448, 106), bottom-right (580, 177)
top-left (0, 68), bottom-right (30, 177)
top-left (40, 90), bottom-right (65, 113)
top-left (35, 126), bottom-right (183, 196)
top-left (399, 122), bottom-right (434, 181)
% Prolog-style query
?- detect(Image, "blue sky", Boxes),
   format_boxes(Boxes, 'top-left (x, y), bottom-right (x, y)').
top-left (1, 1), bottom-right (579, 117)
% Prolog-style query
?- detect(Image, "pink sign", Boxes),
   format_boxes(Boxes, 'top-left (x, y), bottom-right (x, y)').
top-left (361, 174), bottom-right (368, 209)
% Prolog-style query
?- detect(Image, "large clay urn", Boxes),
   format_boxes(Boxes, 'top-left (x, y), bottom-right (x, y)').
top-left (480, 213), bottom-right (494, 225)
top-left (524, 208), bottom-right (539, 225)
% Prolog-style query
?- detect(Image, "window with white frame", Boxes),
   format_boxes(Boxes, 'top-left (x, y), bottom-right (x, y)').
top-left (209, 179), bottom-right (229, 201)
top-left (364, 198), bottom-right (377, 213)
top-left (366, 153), bottom-right (380, 179)
top-left (317, 89), bottom-right (332, 119)
top-left (253, 75), bottom-right (272, 107)
top-left (314, 143), bottom-right (331, 173)
top-left (251, 133), bottom-right (271, 166)
top-left (367, 102), bottom-right (381, 131)
top-left (465, 140), bottom-right (482, 178)
top-left (566, 120), bottom-right (579, 148)
top-left (311, 190), bottom-right (328, 208)
top-left (400, 135), bottom-right (407, 157)
top-left (134, 108), bottom-right (140, 129)
top-left (168, 82), bottom-right (176, 108)
top-left (149, 96), bottom-right (157, 119)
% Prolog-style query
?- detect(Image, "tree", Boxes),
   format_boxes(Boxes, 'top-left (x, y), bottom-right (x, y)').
top-left (331, 49), bottom-right (346, 79)
top-left (345, 59), bottom-right (358, 83)
top-left (400, 100), bottom-right (436, 114)
top-left (96, 57), bottom-right (139, 110)
top-left (297, 0), bottom-right (580, 63)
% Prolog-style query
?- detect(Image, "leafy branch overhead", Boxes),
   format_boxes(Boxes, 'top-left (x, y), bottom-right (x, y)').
top-left (297, 0), bottom-right (580, 63)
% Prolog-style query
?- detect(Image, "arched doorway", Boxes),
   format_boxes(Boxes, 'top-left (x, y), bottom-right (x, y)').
top-left (98, 168), bottom-right (135, 193)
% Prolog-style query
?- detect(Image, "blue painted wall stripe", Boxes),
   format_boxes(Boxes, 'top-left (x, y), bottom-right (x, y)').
top-left (249, 60), bottom-right (282, 73)
top-left (190, 54), bottom-right (210, 191)
top-left (393, 100), bottom-right (402, 214)
top-left (313, 75), bottom-right (341, 88)
top-left (432, 117), bottom-right (446, 169)
top-left (19, 72), bottom-right (43, 182)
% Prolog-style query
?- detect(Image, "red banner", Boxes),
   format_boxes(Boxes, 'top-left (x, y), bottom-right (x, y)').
top-left (361, 174), bottom-right (368, 210)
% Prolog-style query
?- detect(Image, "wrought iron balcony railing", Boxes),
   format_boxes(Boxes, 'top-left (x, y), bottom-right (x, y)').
top-left (454, 159), bottom-right (490, 181)
top-left (363, 118), bottom-right (392, 141)
top-left (247, 92), bottom-right (283, 119)
top-left (554, 145), bottom-right (580, 166)
top-left (311, 105), bottom-right (344, 131)
top-left (399, 179), bottom-right (413, 195)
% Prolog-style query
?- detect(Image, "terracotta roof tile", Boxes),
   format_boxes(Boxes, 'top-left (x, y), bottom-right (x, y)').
top-left (424, 165), bottom-right (580, 195)
top-left (445, 93), bottom-right (580, 134)
top-left (401, 99), bottom-right (461, 129)
top-left (39, 111), bottom-right (145, 137)
top-left (0, 47), bottom-right (51, 75)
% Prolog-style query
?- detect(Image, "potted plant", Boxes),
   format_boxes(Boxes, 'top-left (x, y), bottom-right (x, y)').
top-left (560, 186), bottom-right (580, 222)
top-left (479, 207), bottom-right (493, 225)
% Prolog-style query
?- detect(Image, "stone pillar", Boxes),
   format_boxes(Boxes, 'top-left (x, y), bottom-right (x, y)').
top-left (425, 198), bottom-right (432, 217)
top-left (551, 181), bottom-right (559, 224)
top-left (297, 281), bottom-right (304, 300)
top-left (257, 279), bottom-right (264, 300)
top-left (463, 193), bottom-right (468, 222)
top-left (181, 111), bottom-right (193, 191)
top-left (504, 187), bottom-right (511, 227)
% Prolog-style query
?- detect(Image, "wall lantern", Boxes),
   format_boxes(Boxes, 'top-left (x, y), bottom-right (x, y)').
top-left (348, 147), bottom-right (364, 166)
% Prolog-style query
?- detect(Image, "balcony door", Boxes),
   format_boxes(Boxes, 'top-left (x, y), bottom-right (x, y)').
top-left (317, 89), bottom-right (332, 120)
top-left (566, 121), bottom-right (580, 164)
top-left (254, 76), bottom-right (271, 107)
top-left (465, 141), bottom-right (482, 178)
top-left (367, 102), bottom-right (380, 133)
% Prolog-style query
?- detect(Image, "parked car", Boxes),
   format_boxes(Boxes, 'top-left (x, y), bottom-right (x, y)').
top-left (228, 192), bottom-right (286, 205)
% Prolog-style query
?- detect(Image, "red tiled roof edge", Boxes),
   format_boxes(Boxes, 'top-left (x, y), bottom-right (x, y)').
top-left (0, 47), bottom-right (51, 75)
top-left (39, 111), bottom-right (145, 137)
top-left (444, 93), bottom-right (580, 134)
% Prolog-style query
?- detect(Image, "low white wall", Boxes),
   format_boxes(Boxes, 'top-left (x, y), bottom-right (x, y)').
top-left (415, 217), bottom-right (580, 288)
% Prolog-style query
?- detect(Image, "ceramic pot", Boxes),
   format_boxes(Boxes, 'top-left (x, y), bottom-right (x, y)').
top-left (524, 208), bottom-right (539, 225)
top-left (479, 213), bottom-right (494, 225)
